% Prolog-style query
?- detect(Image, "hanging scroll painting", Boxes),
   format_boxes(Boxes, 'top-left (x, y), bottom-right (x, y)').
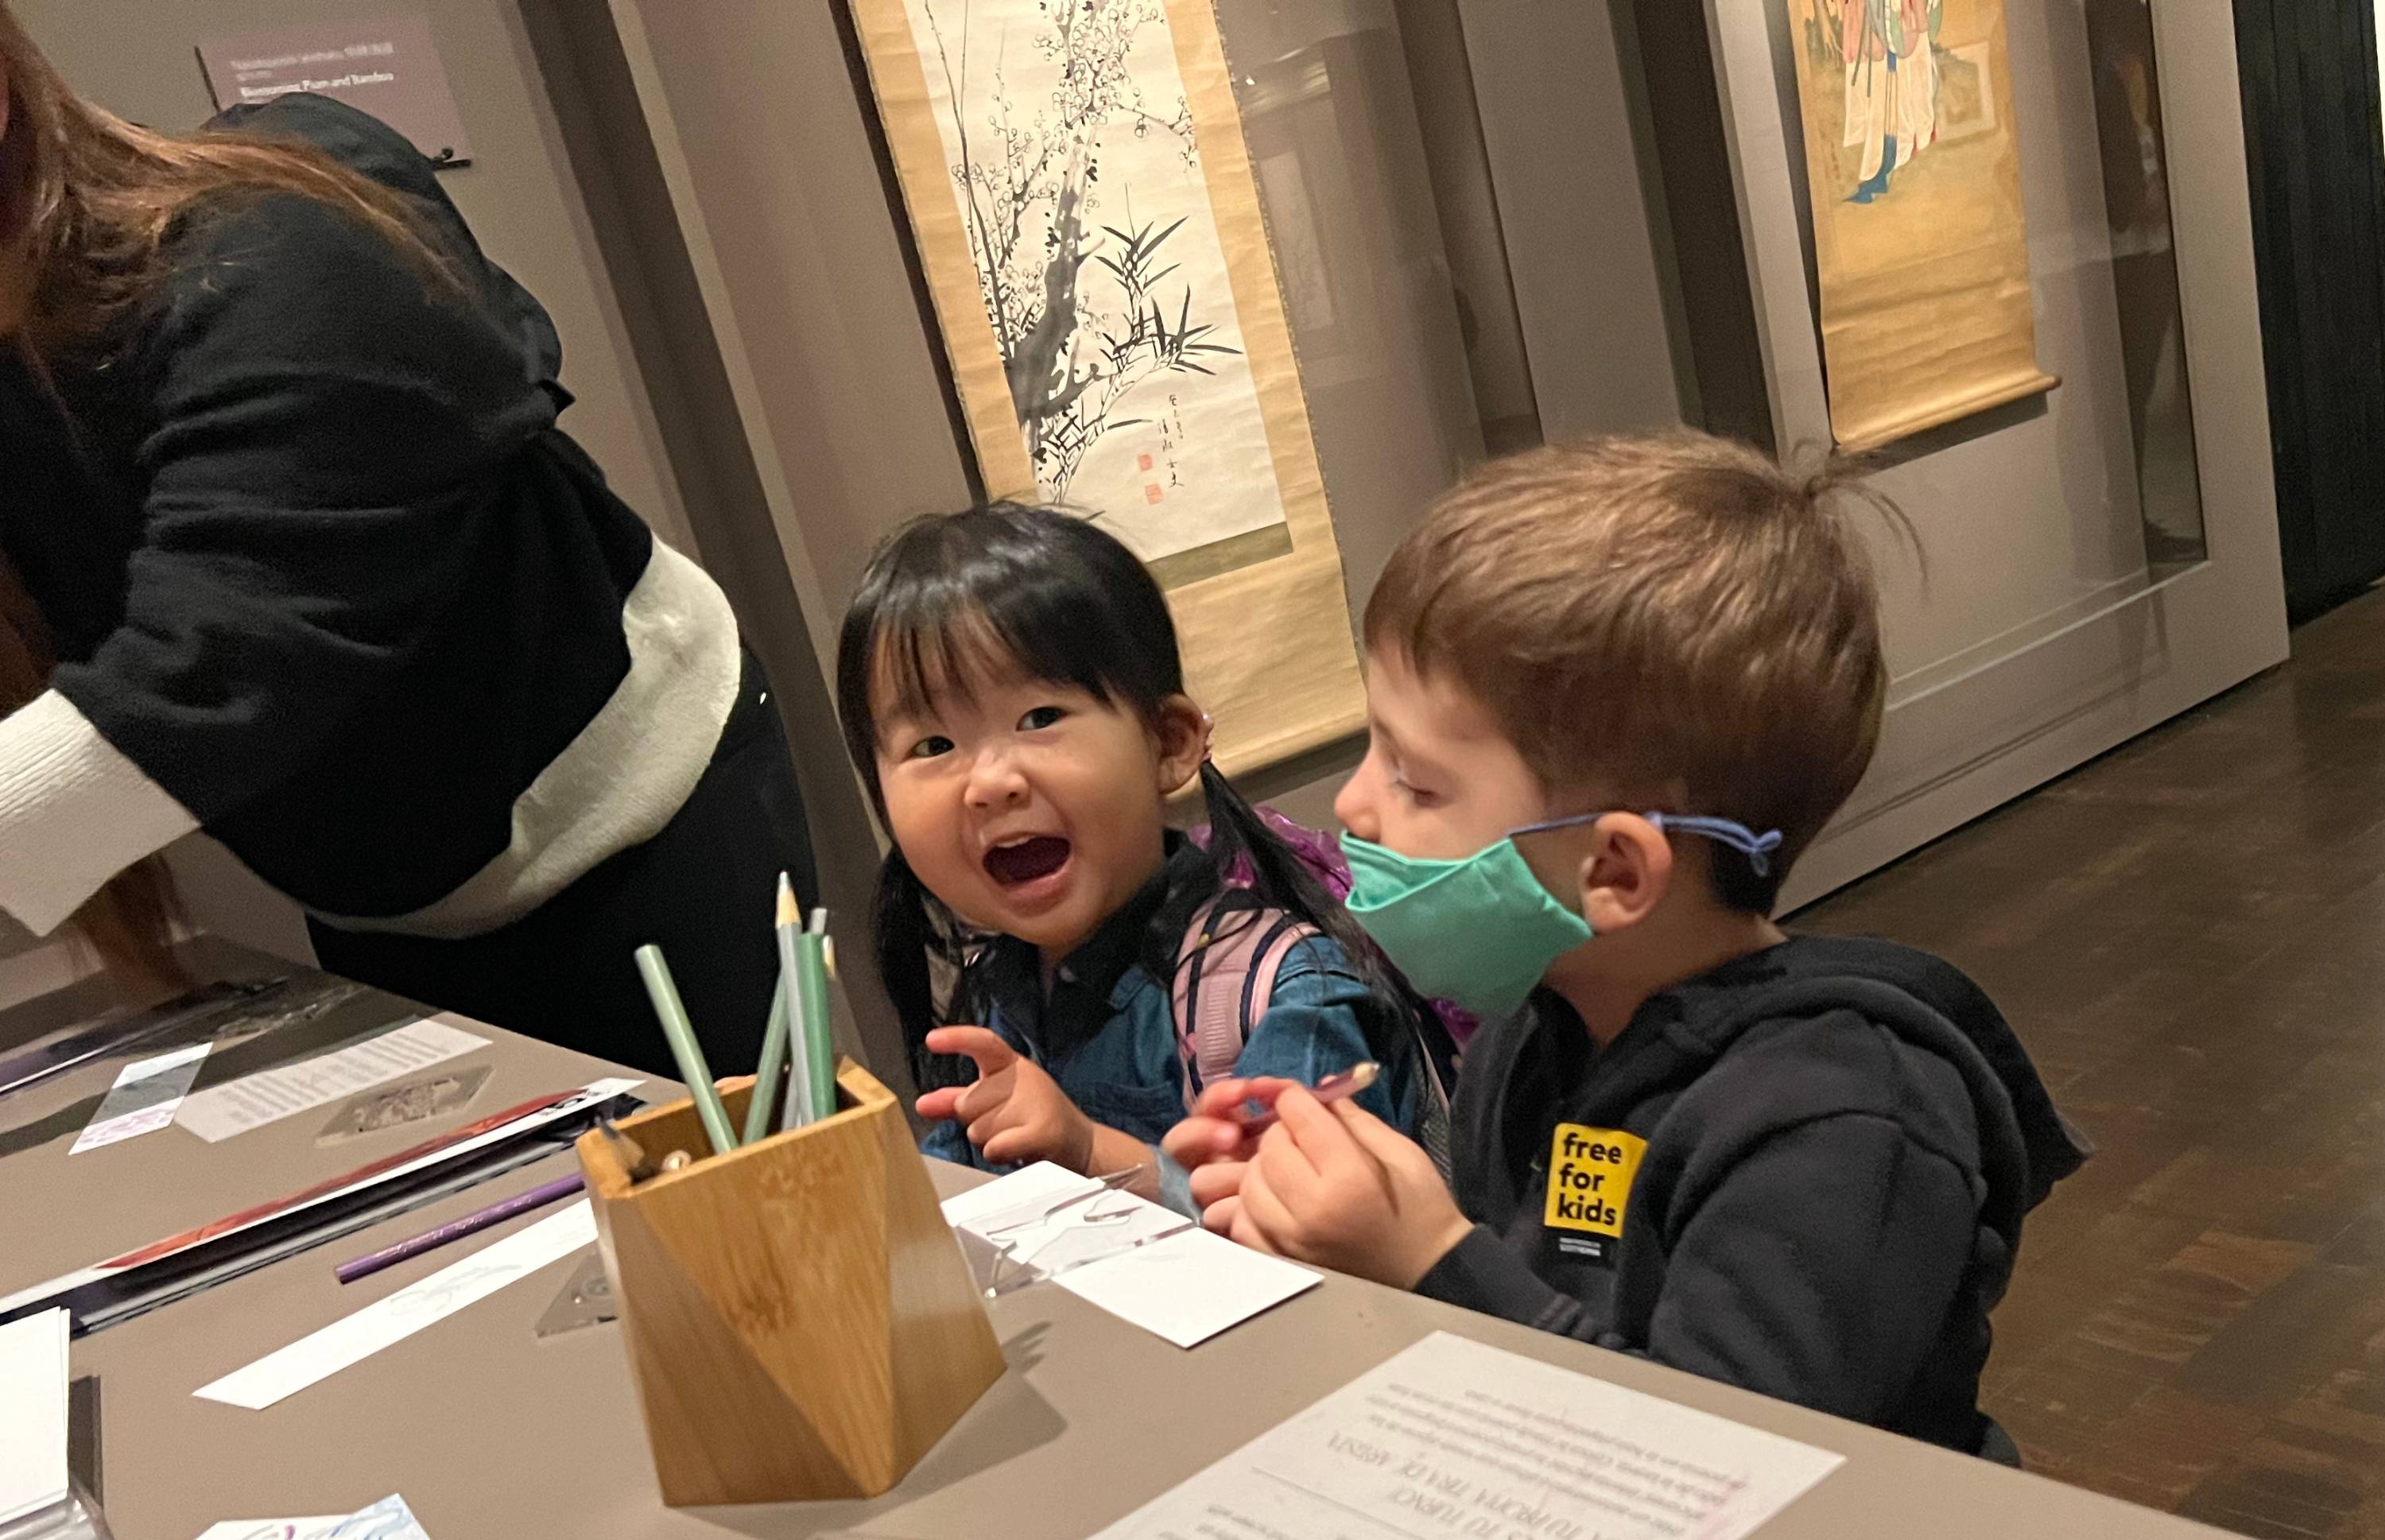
top-left (847, 0), bottom-right (1365, 773)
top-left (1790, 0), bottom-right (2060, 450)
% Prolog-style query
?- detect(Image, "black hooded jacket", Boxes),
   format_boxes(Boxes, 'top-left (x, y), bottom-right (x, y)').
top-left (1417, 935), bottom-right (2088, 1460)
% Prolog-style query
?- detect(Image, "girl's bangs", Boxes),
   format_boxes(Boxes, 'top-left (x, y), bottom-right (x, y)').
top-left (864, 578), bottom-right (1126, 728)
top-left (839, 504), bottom-right (1183, 789)
top-left (867, 606), bottom-right (1010, 725)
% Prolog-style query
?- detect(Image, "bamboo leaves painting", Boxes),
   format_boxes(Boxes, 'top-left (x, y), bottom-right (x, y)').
top-left (894, 0), bottom-right (1291, 568)
top-left (850, 0), bottom-right (1365, 775)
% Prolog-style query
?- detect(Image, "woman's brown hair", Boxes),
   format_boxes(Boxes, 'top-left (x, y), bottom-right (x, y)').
top-left (0, 0), bottom-right (446, 350)
top-left (0, 1), bottom-right (443, 987)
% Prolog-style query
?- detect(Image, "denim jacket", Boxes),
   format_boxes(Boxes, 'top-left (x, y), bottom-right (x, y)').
top-left (921, 838), bottom-right (1417, 1215)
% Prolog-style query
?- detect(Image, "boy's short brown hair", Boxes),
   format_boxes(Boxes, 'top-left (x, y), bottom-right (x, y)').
top-left (1366, 432), bottom-right (1895, 911)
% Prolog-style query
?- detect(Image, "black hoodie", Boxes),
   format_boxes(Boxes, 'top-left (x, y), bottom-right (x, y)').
top-left (1415, 935), bottom-right (2088, 1460)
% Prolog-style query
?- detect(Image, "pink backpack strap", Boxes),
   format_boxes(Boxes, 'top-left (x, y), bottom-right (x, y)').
top-left (1173, 898), bottom-right (1318, 1112)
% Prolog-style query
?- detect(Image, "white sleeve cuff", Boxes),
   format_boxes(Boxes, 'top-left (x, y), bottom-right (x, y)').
top-left (0, 690), bottom-right (200, 936)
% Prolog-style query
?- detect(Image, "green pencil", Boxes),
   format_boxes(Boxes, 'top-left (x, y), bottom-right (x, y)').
top-left (797, 910), bottom-right (836, 1120)
top-left (748, 873), bottom-right (804, 1140)
top-left (774, 875), bottom-right (815, 1133)
top-left (743, 984), bottom-right (791, 1145)
top-left (634, 944), bottom-right (737, 1158)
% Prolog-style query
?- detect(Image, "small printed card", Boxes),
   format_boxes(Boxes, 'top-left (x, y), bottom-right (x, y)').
top-left (71, 1042), bottom-right (211, 1154)
top-left (176, 1018), bottom-right (486, 1142)
top-left (193, 1492), bottom-right (432, 1538)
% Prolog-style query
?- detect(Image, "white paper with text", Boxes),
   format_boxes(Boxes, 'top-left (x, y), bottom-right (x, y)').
top-left (192, 1492), bottom-right (430, 1538)
top-left (176, 1018), bottom-right (484, 1142)
top-left (1094, 1331), bottom-right (1843, 1540)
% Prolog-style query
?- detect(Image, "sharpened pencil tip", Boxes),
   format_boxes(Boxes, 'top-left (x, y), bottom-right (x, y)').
top-left (776, 871), bottom-right (801, 929)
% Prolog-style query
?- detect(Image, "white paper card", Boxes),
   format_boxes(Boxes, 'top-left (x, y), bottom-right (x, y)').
top-left (0, 1308), bottom-right (69, 1526)
top-left (944, 1162), bottom-right (1191, 1282)
top-left (328, 1495), bottom-right (432, 1539)
top-left (942, 1163), bottom-right (1316, 1348)
top-left (1093, 1331), bottom-right (1846, 1540)
top-left (71, 1042), bottom-right (211, 1153)
top-left (176, 1018), bottom-right (487, 1142)
top-left (940, 1161), bottom-right (1086, 1230)
top-left (193, 1495), bottom-right (429, 1539)
top-left (193, 1203), bottom-right (596, 1410)
top-left (1056, 1226), bottom-right (1318, 1349)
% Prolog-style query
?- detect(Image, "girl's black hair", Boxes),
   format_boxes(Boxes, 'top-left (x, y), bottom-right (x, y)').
top-left (836, 503), bottom-right (1414, 1091)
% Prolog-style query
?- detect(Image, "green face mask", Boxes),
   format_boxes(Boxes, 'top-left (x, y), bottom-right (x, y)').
top-left (1340, 813), bottom-right (1782, 1022)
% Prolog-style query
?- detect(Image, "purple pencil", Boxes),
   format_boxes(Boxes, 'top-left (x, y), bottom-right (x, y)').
top-left (334, 1171), bottom-right (586, 1284)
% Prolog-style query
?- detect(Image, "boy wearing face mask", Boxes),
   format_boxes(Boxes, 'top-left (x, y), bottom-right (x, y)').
top-left (1165, 433), bottom-right (2087, 1463)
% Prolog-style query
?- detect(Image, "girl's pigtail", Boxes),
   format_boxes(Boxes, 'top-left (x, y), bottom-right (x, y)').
top-left (1195, 762), bottom-right (1417, 1072)
top-left (874, 846), bottom-right (968, 1092)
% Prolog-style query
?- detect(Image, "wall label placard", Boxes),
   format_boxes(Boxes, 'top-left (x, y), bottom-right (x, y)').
top-left (196, 13), bottom-right (471, 168)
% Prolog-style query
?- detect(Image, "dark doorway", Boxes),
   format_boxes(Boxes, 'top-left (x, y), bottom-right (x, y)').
top-left (2232, 0), bottom-right (2385, 619)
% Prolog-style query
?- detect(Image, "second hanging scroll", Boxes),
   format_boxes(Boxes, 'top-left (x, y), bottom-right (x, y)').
top-left (1790, 0), bottom-right (2060, 451)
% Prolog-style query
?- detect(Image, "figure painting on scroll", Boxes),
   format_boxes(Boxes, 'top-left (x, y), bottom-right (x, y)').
top-left (1824, 0), bottom-right (1943, 204)
top-left (1790, 0), bottom-right (2053, 450)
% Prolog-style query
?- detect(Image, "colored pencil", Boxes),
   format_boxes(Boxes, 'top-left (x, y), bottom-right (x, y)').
top-left (595, 1112), bottom-right (654, 1183)
top-left (744, 871), bottom-right (801, 1139)
top-left (1231, 1061), bottom-right (1381, 1135)
top-left (634, 945), bottom-right (736, 1158)
top-left (770, 873), bottom-right (815, 1135)
top-left (744, 987), bottom-right (792, 1144)
top-left (334, 1171), bottom-right (586, 1283)
top-left (797, 910), bottom-right (836, 1120)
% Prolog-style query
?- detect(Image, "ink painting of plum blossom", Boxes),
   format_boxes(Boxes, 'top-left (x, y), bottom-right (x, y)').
top-left (853, 0), bottom-right (1305, 583)
top-left (848, 0), bottom-right (1368, 773)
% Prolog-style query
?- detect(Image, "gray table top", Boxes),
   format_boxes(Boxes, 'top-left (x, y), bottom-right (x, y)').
top-left (7, 960), bottom-right (2228, 1540)
top-left (0, 952), bottom-right (626, 1299)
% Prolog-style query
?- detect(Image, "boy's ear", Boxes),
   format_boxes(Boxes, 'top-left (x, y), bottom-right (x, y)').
top-left (1153, 695), bottom-right (1211, 796)
top-left (1576, 813), bottom-right (1672, 933)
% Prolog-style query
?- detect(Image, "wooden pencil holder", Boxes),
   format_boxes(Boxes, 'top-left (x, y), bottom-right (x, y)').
top-left (576, 1059), bottom-right (1006, 1506)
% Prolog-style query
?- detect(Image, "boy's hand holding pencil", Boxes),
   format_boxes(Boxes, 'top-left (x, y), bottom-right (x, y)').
top-left (1161, 1076), bottom-right (1303, 1176)
top-left (1162, 1063), bottom-right (1382, 1175)
top-left (1190, 1086), bottom-right (1471, 1290)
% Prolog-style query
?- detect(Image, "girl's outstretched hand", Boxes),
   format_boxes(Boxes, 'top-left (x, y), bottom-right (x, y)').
top-left (916, 1025), bottom-right (1098, 1170)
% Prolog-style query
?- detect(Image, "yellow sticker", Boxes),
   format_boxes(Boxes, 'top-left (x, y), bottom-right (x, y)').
top-left (1544, 1124), bottom-right (1646, 1238)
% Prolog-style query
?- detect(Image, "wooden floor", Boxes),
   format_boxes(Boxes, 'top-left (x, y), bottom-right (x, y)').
top-left (1794, 587), bottom-right (2385, 1538)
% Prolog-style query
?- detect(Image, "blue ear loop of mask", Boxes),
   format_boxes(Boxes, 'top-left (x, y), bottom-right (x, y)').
top-left (1510, 811), bottom-right (1785, 877)
top-left (1340, 811), bottom-right (1783, 1022)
